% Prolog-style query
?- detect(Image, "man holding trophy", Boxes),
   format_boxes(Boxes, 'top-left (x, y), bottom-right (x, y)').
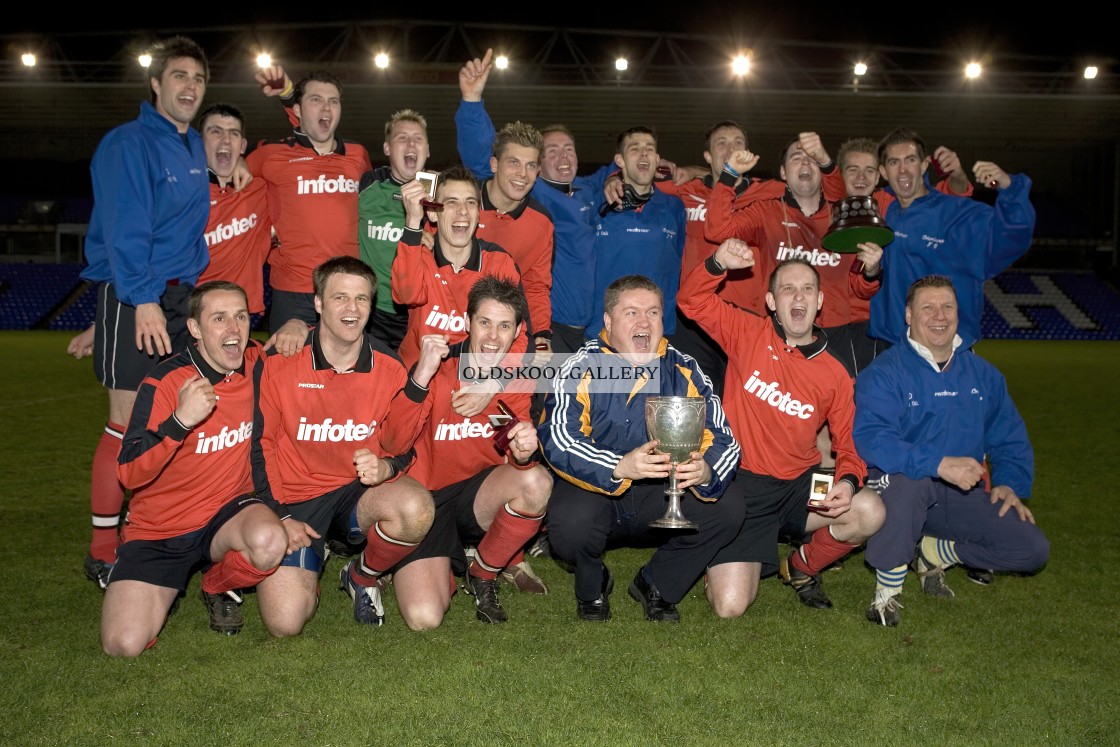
top-left (677, 242), bottom-right (885, 616)
top-left (539, 275), bottom-right (742, 623)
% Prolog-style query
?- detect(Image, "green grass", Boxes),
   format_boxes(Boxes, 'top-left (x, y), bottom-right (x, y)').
top-left (1, 332), bottom-right (1117, 746)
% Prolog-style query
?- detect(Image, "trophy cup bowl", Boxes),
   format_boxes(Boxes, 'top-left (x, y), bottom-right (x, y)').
top-left (821, 195), bottom-right (894, 254)
top-left (644, 395), bottom-right (706, 530)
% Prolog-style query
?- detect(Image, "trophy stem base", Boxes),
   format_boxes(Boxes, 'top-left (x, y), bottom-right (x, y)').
top-left (649, 488), bottom-right (699, 531)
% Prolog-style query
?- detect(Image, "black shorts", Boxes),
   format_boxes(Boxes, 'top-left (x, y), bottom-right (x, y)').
top-left (109, 494), bottom-right (263, 590)
top-left (268, 289), bottom-right (319, 334)
top-left (393, 466), bottom-right (497, 576)
top-left (368, 307), bottom-right (409, 352)
top-left (710, 469), bottom-right (815, 576)
top-left (822, 320), bottom-right (886, 379)
top-left (94, 282), bottom-right (193, 391)
top-left (281, 480), bottom-right (368, 568)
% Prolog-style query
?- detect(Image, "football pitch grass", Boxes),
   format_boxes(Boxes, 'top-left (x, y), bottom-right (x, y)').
top-left (1, 332), bottom-right (1116, 746)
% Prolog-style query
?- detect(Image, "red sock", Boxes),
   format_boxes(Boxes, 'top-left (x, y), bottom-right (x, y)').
top-left (791, 527), bottom-right (859, 577)
top-left (201, 550), bottom-right (273, 594)
top-left (90, 421), bottom-right (126, 561)
top-left (471, 504), bottom-right (543, 581)
top-left (353, 522), bottom-right (419, 587)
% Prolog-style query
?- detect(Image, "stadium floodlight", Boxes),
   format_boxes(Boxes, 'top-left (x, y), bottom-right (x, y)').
top-left (615, 57), bottom-right (628, 72)
top-left (22, 53), bottom-right (36, 68)
top-left (495, 55), bottom-right (509, 70)
top-left (965, 62), bottom-right (982, 79)
top-left (256, 53), bottom-right (272, 69)
top-left (731, 54), bottom-right (751, 76)
top-left (373, 52), bottom-right (389, 69)
top-left (138, 53), bottom-right (152, 68)
top-left (853, 62), bottom-right (868, 76)
top-left (1084, 65), bottom-right (1098, 80)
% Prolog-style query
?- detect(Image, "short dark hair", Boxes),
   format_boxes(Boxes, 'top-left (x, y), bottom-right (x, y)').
top-left (147, 36), bottom-right (208, 103)
top-left (837, 137), bottom-right (878, 170)
top-left (616, 126), bottom-right (657, 154)
top-left (312, 256), bottom-right (375, 299)
top-left (294, 70), bottom-right (342, 106)
top-left (906, 274), bottom-right (956, 307)
top-left (779, 137), bottom-right (801, 166)
top-left (189, 280), bottom-right (246, 322)
top-left (198, 102), bottom-right (245, 132)
top-left (768, 258), bottom-right (820, 295)
top-left (493, 121), bottom-right (543, 161)
top-left (468, 275), bottom-right (528, 327)
top-left (704, 120), bottom-right (747, 152)
top-left (435, 163), bottom-right (480, 198)
top-left (603, 275), bottom-right (663, 314)
top-left (878, 127), bottom-right (927, 164)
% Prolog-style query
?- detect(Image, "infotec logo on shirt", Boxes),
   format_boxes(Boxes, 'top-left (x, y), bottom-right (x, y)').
top-left (686, 203), bottom-right (707, 222)
top-left (776, 242), bottom-right (840, 267)
top-left (206, 214), bottom-right (260, 247)
top-left (195, 421), bottom-right (253, 453)
top-left (743, 370), bottom-right (815, 419)
top-left (367, 220), bottom-right (404, 242)
top-left (425, 305), bottom-right (468, 333)
top-left (434, 418), bottom-right (495, 441)
top-left (297, 174), bottom-right (359, 195)
top-left (296, 417), bottom-right (377, 442)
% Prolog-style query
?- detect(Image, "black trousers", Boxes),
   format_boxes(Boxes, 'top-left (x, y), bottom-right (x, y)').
top-left (546, 477), bottom-right (745, 603)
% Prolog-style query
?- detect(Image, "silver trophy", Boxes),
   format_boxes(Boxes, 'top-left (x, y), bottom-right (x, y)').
top-left (644, 395), bottom-right (706, 530)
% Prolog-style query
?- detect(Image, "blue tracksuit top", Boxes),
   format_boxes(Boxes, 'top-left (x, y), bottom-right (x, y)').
top-left (853, 334), bottom-right (1034, 498)
top-left (870, 174), bottom-right (1035, 345)
top-left (82, 101), bottom-right (209, 306)
top-left (456, 99), bottom-right (606, 329)
top-left (584, 188), bottom-right (687, 339)
top-left (538, 334), bottom-right (740, 498)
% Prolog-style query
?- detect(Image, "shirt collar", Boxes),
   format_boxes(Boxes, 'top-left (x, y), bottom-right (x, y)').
top-left (771, 315), bottom-right (828, 359)
top-left (782, 187), bottom-right (826, 215)
top-left (481, 179), bottom-right (529, 218)
top-left (291, 128), bottom-right (347, 155)
top-left (309, 328), bottom-right (373, 373)
top-left (540, 177), bottom-right (578, 195)
top-left (905, 328), bottom-right (963, 371)
top-left (187, 342), bottom-right (244, 384)
top-left (433, 236), bottom-right (483, 272)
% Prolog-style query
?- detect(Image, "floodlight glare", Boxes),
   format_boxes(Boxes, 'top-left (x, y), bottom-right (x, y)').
top-left (256, 53), bottom-right (272, 69)
top-left (495, 55), bottom-right (509, 70)
top-left (374, 52), bottom-right (390, 69)
top-left (1084, 65), bottom-right (1099, 80)
top-left (615, 57), bottom-right (628, 72)
top-left (965, 62), bottom-right (982, 79)
top-left (731, 55), bottom-right (751, 76)
top-left (21, 53), bottom-right (36, 68)
top-left (853, 62), bottom-right (868, 76)
top-left (138, 53), bottom-right (152, 68)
